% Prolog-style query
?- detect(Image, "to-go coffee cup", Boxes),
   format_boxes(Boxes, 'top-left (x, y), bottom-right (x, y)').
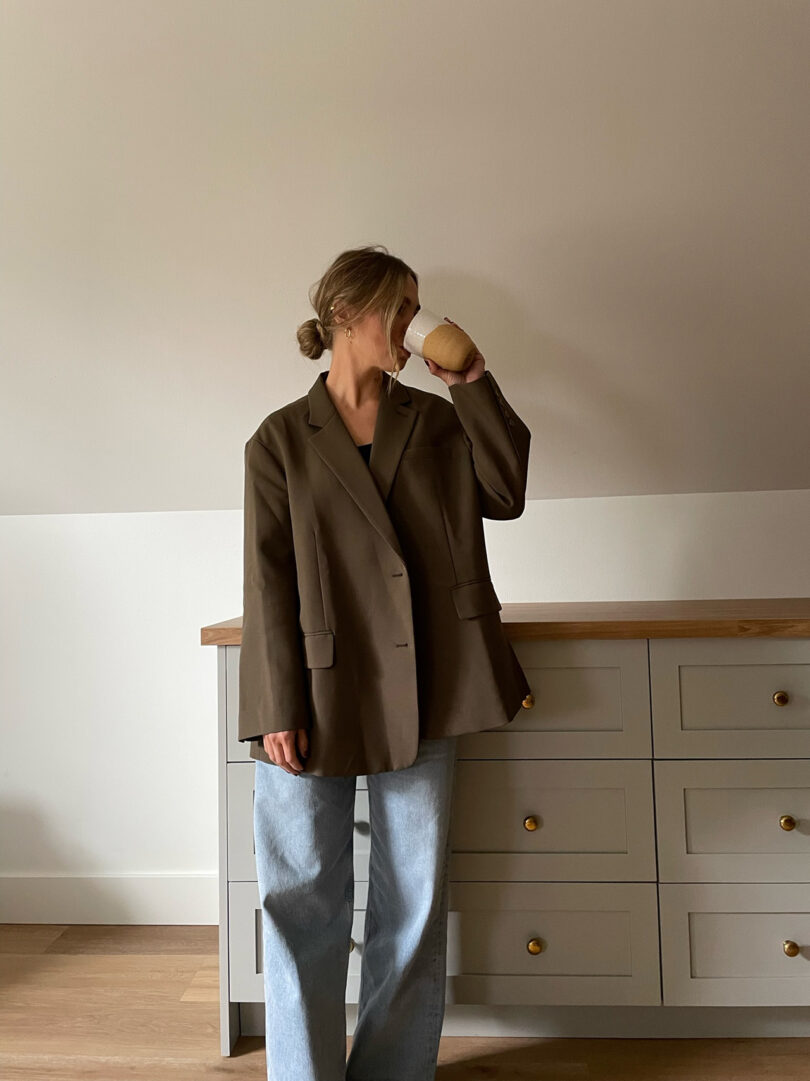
top-left (403, 308), bottom-right (478, 372)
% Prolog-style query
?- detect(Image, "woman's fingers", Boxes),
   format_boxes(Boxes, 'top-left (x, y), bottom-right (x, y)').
top-left (262, 730), bottom-right (305, 774)
top-left (279, 731), bottom-right (304, 773)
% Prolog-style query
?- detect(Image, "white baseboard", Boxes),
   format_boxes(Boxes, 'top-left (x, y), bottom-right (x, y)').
top-left (0, 874), bottom-right (218, 923)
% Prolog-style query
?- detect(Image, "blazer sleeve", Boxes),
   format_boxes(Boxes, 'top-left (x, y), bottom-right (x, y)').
top-left (238, 431), bottom-right (311, 742)
top-left (448, 369), bottom-right (531, 520)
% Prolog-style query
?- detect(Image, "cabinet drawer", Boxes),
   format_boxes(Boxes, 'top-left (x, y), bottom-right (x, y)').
top-left (449, 759), bottom-right (656, 881)
top-left (227, 763), bottom-right (372, 882)
top-left (230, 760), bottom-right (655, 884)
top-left (446, 882), bottom-right (660, 1005)
top-left (231, 881), bottom-right (660, 1008)
top-left (651, 638), bottom-right (810, 758)
top-left (228, 880), bottom-right (370, 1004)
top-left (458, 639), bottom-right (651, 759)
top-left (655, 760), bottom-right (810, 882)
top-left (660, 883), bottom-right (810, 1005)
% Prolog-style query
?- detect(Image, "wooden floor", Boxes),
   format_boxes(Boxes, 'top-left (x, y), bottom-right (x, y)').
top-left (3, 924), bottom-right (810, 1080)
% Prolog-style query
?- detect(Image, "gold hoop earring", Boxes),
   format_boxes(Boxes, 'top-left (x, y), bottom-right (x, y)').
top-left (345, 327), bottom-right (352, 340)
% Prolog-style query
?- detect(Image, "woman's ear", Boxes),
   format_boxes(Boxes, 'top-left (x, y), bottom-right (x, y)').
top-left (330, 301), bottom-right (351, 328)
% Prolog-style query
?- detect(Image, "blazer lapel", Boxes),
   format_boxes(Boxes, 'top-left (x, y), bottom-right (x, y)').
top-left (307, 370), bottom-right (417, 562)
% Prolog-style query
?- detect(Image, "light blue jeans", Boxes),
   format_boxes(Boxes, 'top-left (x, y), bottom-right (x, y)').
top-left (253, 735), bottom-right (458, 1081)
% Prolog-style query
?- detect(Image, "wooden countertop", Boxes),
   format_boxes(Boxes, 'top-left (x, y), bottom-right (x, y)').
top-left (201, 598), bottom-right (810, 645)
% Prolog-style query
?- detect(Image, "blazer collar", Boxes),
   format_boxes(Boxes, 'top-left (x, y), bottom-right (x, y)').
top-left (306, 369), bottom-right (417, 562)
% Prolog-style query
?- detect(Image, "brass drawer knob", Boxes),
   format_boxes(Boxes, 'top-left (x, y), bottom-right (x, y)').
top-left (780, 815), bottom-right (797, 831)
top-left (773, 690), bottom-right (790, 706)
top-left (783, 940), bottom-right (800, 957)
top-left (527, 937), bottom-right (544, 954)
top-left (523, 815), bottom-right (539, 831)
top-left (522, 692), bottom-right (535, 709)
top-left (349, 937), bottom-right (355, 953)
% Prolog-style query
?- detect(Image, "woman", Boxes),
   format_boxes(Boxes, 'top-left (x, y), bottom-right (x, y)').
top-left (240, 245), bottom-right (532, 1081)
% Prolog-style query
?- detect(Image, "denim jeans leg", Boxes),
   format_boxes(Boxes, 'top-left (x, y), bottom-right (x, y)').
top-left (345, 736), bottom-right (458, 1081)
top-left (253, 759), bottom-right (356, 1081)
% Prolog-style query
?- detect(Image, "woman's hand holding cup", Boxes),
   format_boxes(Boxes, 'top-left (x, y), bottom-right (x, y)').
top-left (424, 319), bottom-right (486, 385)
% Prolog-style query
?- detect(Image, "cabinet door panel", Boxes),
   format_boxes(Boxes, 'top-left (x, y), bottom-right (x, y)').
top-left (446, 882), bottom-right (660, 1005)
top-left (230, 881), bottom-right (660, 1008)
top-left (660, 883), bottom-right (810, 1005)
top-left (449, 760), bottom-right (656, 881)
top-left (656, 759), bottom-right (810, 882)
top-left (459, 639), bottom-right (651, 759)
top-left (651, 638), bottom-right (810, 758)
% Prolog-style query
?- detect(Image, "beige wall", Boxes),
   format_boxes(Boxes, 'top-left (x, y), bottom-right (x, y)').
top-left (2, 1), bottom-right (809, 923)
top-left (2, 0), bottom-right (808, 514)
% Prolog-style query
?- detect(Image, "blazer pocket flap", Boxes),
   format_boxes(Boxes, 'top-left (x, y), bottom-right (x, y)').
top-left (450, 578), bottom-right (503, 619)
top-left (303, 630), bottom-right (335, 668)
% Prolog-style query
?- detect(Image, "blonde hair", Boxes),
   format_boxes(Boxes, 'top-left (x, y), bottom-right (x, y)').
top-left (297, 245), bottom-right (419, 395)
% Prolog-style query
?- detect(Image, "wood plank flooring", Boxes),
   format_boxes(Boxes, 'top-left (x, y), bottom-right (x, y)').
top-left (2, 924), bottom-right (810, 1080)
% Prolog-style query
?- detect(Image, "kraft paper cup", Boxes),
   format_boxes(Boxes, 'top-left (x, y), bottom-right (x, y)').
top-left (404, 308), bottom-right (477, 371)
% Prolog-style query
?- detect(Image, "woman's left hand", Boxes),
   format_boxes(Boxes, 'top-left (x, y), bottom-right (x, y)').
top-left (423, 318), bottom-right (486, 386)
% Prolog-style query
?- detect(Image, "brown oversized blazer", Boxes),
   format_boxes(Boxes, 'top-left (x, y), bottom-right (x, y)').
top-left (238, 365), bottom-right (532, 776)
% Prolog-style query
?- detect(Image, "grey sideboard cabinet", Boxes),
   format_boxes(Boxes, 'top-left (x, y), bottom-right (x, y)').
top-left (201, 598), bottom-right (810, 1055)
